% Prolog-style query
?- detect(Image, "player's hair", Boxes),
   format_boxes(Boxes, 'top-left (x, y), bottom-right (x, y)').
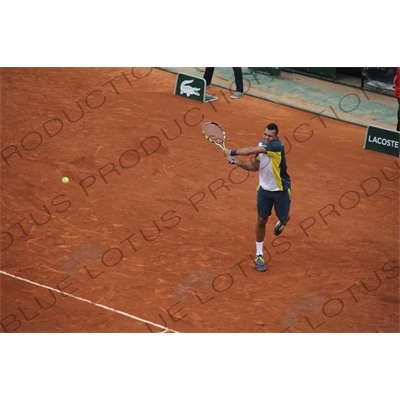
top-left (265, 123), bottom-right (279, 135)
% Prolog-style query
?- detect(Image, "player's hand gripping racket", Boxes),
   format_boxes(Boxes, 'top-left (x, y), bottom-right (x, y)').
top-left (202, 121), bottom-right (235, 163)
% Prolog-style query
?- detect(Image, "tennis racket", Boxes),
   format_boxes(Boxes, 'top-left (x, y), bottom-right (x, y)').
top-left (202, 121), bottom-right (227, 150)
top-left (202, 121), bottom-right (235, 164)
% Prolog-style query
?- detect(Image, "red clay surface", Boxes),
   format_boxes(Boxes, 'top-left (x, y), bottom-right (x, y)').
top-left (1, 67), bottom-right (399, 333)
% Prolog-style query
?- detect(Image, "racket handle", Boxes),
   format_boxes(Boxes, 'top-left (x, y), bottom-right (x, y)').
top-left (229, 158), bottom-right (235, 164)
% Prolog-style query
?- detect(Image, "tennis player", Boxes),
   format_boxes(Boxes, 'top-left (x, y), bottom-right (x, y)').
top-left (223, 123), bottom-right (291, 272)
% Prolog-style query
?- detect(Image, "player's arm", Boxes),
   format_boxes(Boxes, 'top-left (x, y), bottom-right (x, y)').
top-left (222, 146), bottom-right (265, 170)
top-left (233, 156), bottom-right (260, 171)
top-left (224, 153), bottom-right (260, 171)
top-left (223, 146), bottom-right (267, 157)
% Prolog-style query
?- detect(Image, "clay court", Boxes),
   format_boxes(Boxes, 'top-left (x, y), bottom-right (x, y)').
top-left (1, 67), bottom-right (399, 333)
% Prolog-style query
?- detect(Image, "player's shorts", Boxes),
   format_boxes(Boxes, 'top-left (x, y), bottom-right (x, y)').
top-left (257, 186), bottom-right (292, 221)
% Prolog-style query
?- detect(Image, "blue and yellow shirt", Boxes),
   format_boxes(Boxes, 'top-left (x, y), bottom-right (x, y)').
top-left (256, 138), bottom-right (290, 191)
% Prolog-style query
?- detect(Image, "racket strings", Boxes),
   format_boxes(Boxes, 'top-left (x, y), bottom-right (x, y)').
top-left (203, 124), bottom-right (225, 144)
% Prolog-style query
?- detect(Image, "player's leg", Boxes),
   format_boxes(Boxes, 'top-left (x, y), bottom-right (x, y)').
top-left (273, 188), bottom-right (292, 236)
top-left (255, 188), bottom-right (273, 271)
top-left (256, 215), bottom-right (269, 244)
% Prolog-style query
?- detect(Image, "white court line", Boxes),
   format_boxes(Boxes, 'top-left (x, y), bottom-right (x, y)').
top-left (0, 270), bottom-right (179, 333)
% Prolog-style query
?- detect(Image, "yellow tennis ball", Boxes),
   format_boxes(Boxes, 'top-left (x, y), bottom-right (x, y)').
top-left (62, 177), bottom-right (69, 184)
